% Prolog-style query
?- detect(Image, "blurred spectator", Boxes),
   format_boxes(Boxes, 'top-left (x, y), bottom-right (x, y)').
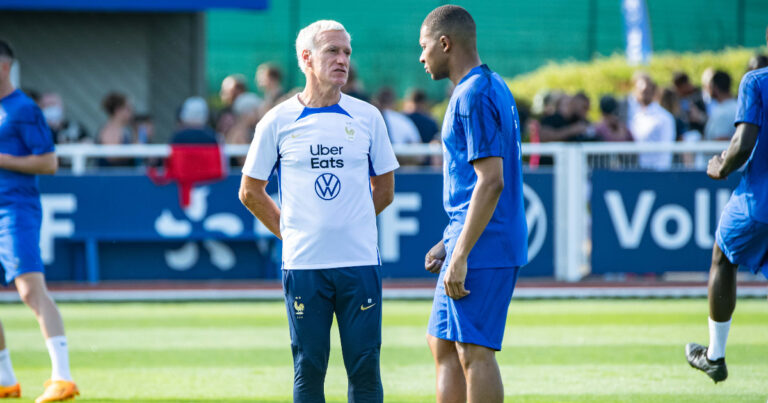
top-left (171, 97), bottom-right (218, 144)
top-left (701, 67), bottom-right (717, 116)
top-left (133, 114), bottom-right (155, 144)
top-left (225, 92), bottom-right (262, 145)
top-left (748, 53), bottom-right (768, 71)
top-left (342, 65), bottom-right (370, 102)
top-left (215, 74), bottom-right (247, 135)
top-left (629, 75), bottom-right (676, 170)
top-left (98, 92), bottom-right (135, 166)
top-left (539, 93), bottom-right (591, 142)
top-left (98, 92), bottom-right (134, 145)
top-left (256, 62), bottom-right (285, 112)
top-left (657, 87), bottom-right (688, 140)
top-left (703, 71), bottom-right (738, 141)
top-left (672, 71), bottom-right (707, 134)
top-left (403, 88), bottom-right (439, 143)
top-left (40, 92), bottom-right (90, 144)
top-left (594, 95), bottom-right (632, 142)
top-left (375, 87), bottom-right (420, 145)
top-left (226, 92), bottom-right (262, 165)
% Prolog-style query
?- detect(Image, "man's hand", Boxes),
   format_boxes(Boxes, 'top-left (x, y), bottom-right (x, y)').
top-left (425, 240), bottom-right (446, 274)
top-left (707, 151), bottom-right (727, 180)
top-left (443, 255), bottom-right (470, 300)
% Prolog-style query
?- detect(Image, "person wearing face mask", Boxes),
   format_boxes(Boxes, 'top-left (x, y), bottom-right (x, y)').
top-left (40, 93), bottom-right (89, 145)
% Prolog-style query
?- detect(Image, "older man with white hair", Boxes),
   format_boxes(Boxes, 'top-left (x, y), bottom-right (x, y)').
top-left (239, 20), bottom-right (398, 402)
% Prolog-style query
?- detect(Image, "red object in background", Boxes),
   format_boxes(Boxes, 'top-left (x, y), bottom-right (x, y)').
top-left (528, 120), bottom-right (541, 169)
top-left (147, 144), bottom-right (227, 207)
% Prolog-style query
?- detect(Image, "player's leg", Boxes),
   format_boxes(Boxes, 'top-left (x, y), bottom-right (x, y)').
top-left (429, 267), bottom-right (519, 402)
top-left (0, 319), bottom-right (21, 397)
top-left (13, 272), bottom-right (79, 402)
top-left (334, 266), bottom-right (383, 403)
top-left (706, 243), bottom-right (738, 358)
top-left (283, 269), bottom-right (335, 403)
top-left (455, 342), bottom-right (502, 403)
top-left (427, 335), bottom-right (466, 403)
top-left (14, 273), bottom-right (71, 379)
top-left (0, 246), bottom-right (20, 397)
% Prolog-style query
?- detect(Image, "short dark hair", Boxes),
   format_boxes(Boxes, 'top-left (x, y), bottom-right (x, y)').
top-left (672, 71), bottom-right (690, 88)
top-left (262, 63), bottom-right (282, 82)
top-left (711, 70), bottom-right (731, 94)
top-left (573, 91), bottom-right (590, 103)
top-left (599, 95), bottom-right (618, 115)
top-left (408, 88), bottom-right (428, 104)
top-left (422, 5), bottom-right (476, 45)
top-left (0, 39), bottom-right (14, 60)
top-left (102, 92), bottom-right (127, 116)
top-left (375, 86), bottom-right (396, 108)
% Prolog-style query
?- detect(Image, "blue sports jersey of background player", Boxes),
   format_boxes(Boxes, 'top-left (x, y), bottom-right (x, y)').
top-left (715, 66), bottom-right (768, 279)
top-left (428, 64), bottom-right (528, 351)
top-left (0, 89), bottom-right (55, 284)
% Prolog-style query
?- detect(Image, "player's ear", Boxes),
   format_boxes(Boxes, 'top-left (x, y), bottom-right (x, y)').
top-left (302, 49), bottom-right (312, 70)
top-left (439, 35), bottom-right (451, 53)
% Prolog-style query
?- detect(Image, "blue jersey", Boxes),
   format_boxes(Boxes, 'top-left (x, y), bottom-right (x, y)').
top-left (733, 67), bottom-right (768, 223)
top-left (441, 64), bottom-right (528, 269)
top-left (0, 90), bottom-right (54, 211)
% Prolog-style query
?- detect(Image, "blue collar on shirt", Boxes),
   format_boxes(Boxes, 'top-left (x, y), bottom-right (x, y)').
top-left (457, 64), bottom-right (490, 86)
top-left (296, 103), bottom-right (352, 121)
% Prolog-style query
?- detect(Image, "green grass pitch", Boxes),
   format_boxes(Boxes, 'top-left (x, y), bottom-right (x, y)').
top-left (2, 299), bottom-right (767, 402)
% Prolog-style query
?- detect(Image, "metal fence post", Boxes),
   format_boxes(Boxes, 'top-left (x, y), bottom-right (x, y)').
top-left (555, 144), bottom-right (587, 282)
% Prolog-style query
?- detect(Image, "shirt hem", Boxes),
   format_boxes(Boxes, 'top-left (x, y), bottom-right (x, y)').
top-left (282, 260), bottom-right (381, 270)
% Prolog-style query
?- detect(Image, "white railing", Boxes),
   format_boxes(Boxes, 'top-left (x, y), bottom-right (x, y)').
top-left (55, 141), bottom-right (732, 281)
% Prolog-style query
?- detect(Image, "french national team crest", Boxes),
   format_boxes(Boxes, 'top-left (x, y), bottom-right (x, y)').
top-left (344, 121), bottom-right (355, 141)
top-left (294, 297), bottom-right (305, 318)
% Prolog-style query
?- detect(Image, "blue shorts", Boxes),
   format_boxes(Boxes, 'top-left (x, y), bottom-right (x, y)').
top-left (0, 226), bottom-right (44, 284)
top-left (716, 194), bottom-right (768, 279)
top-left (428, 266), bottom-right (520, 351)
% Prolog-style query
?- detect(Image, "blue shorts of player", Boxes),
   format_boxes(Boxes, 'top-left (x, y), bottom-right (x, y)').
top-left (716, 193), bottom-right (768, 279)
top-left (282, 266), bottom-right (383, 403)
top-left (428, 266), bottom-right (520, 351)
top-left (0, 205), bottom-right (44, 285)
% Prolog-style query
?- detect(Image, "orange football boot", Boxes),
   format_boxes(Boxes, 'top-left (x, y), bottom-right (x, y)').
top-left (0, 383), bottom-right (20, 398)
top-left (35, 380), bottom-right (78, 403)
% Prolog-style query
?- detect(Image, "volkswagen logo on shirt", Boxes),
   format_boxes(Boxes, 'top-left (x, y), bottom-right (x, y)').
top-left (315, 173), bottom-right (341, 200)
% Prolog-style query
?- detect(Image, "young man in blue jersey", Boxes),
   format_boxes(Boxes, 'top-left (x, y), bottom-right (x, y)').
top-left (239, 20), bottom-right (398, 403)
top-left (0, 40), bottom-right (78, 402)
top-left (418, 6), bottom-right (528, 403)
top-left (685, 28), bottom-right (768, 384)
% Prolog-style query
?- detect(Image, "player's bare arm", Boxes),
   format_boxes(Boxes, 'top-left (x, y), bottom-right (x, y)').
top-left (444, 156), bottom-right (504, 300)
top-left (707, 122), bottom-right (759, 180)
top-left (370, 171), bottom-right (394, 215)
top-left (424, 240), bottom-right (445, 274)
top-left (0, 151), bottom-right (57, 175)
top-left (238, 175), bottom-right (282, 239)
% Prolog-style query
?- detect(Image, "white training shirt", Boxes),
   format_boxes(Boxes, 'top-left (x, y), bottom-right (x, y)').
top-left (242, 93), bottom-right (399, 270)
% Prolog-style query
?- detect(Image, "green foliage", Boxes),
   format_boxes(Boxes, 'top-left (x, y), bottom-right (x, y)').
top-left (505, 48), bottom-right (763, 120)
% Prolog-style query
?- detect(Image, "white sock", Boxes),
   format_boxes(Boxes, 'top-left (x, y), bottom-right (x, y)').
top-left (707, 317), bottom-right (731, 361)
top-left (0, 349), bottom-right (17, 387)
top-left (45, 336), bottom-right (72, 381)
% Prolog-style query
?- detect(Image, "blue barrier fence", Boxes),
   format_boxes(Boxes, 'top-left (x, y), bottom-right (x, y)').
top-left (39, 171), bottom-right (554, 282)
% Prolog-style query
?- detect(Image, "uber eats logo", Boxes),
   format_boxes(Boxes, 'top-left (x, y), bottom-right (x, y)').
top-left (310, 144), bottom-right (344, 168)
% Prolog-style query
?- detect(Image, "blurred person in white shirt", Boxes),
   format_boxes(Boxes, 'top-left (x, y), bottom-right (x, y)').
top-left (629, 74), bottom-right (676, 170)
top-left (704, 71), bottom-right (738, 141)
